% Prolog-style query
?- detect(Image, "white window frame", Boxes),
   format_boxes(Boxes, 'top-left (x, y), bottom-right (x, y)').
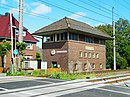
top-left (26, 43), bottom-right (33, 50)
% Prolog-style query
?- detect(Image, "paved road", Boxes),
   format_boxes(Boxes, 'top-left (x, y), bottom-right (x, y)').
top-left (0, 76), bottom-right (130, 97)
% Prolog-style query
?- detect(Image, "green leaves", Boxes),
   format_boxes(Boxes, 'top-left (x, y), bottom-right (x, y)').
top-left (16, 42), bottom-right (27, 55)
top-left (0, 40), bottom-right (11, 57)
top-left (36, 52), bottom-right (41, 61)
top-left (97, 18), bottom-right (130, 69)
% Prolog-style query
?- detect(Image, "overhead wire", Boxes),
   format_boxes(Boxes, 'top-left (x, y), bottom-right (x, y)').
top-left (64, 0), bottom-right (114, 21)
top-left (0, 3), bottom-right (57, 21)
top-left (37, 0), bottom-right (109, 24)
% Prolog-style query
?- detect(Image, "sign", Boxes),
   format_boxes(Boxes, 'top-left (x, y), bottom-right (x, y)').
top-left (85, 46), bottom-right (94, 50)
top-left (51, 49), bottom-right (56, 55)
top-left (13, 49), bottom-right (18, 55)
top-left (56, 50), bottom-right (67, 53)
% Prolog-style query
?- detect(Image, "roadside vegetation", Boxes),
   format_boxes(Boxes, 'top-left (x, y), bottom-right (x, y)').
top-left (6, 69), bottom-right (116, 80)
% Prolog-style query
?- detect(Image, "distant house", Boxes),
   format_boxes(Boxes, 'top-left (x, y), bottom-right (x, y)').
top-left (33, 17), bottom-right (112, 73)
top-left (0, 13), bottom-right (38, 69)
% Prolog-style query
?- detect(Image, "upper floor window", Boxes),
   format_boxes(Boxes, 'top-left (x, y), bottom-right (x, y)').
top-left (69, 33), bottom-right (78, 40)
top-left (46, 35), bottom-right (54, 42)
top-left (15, 29), bottom-right (26, 36)
top-left (84, 52), bottom-right (87, 58)
top-left (99, 39), bottom-right (105, 45)
top-left (79, 51), bottom-right (83, 58)
top-left (26, 43), bottom-right (33, 50)
top-left (85, 37), bottom-right (94, 43)
top-left (25, 55), bottom-right (32, 59)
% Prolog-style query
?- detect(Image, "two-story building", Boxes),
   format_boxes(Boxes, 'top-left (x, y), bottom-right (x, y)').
top-left (0, 13), bottom-right (38, 69)
top-left (34, 17), bottom-right (112, 73)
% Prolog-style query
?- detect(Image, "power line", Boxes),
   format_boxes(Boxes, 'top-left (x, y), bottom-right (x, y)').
top-left (114, 0), bottom-right (130, 11)
top-left (64, 0), bottom-right (113, 20)
top-left (0, 1), bottom-right (114, 35)
top-left (0, 3), bottom-right (57, 21)
top-left (88, 0), bottom-right (130, 22)
top-left (78, 0), bottom-right (112, 15)
top-left (37, 0), bottom-right (109, 24)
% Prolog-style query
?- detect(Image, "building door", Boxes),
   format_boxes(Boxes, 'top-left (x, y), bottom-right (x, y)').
top-left (52, 61), bottom-right (57, 68)
top-left (38, 60), bottom-right (41, 69)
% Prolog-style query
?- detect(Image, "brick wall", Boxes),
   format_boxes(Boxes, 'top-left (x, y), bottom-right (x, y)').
top-left (43, 40), bottom-right (106, 73)
top-left (43, 41), bottom-right (68, 71)
top-left (68, 40), bottom-right (106, 72)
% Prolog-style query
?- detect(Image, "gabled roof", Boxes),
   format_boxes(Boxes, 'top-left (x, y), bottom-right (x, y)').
top-left (0, 13), bottom-right (38, 42)
top-left (34, 17), bottom-right (112, 40)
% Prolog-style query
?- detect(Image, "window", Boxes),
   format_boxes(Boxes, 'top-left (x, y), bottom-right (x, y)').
top-left (96, 53), bottom-right (99, 59)
top-left (69, 33), bottom-right (78, 40)
top-left (75, 63), bottom-right (78, 70)
top-left (79, 51), bottom-right (83, 58)
top-left (92, 53), bottom-right (95, 59)
top-left (84, 63), bottom-right (87, 70)
top-left (99, 39), bottom-right (105, 45)
top-left (88, 52), bottom-right (91, 58)
top-left (25, 55), bottom-right (32, 59)
top-left (99, 63), bottom-right (103, 69)
top-left (26, 43), bottom-right (33, 49)
top-left (92, 63), bottom-right (95, 69)
top-left (15, 29), bottom-right (19, 35)
top-left (15, 29), bottom-right (26, 36)
top-left (85, 37), bottom-right (94, 43)
top-left (61, 33), bottom-right (64, 40)
top-left (46, 35), bottom-right (54, 42)
top-left (84, 52), bottom-right (87, 58)
top-left (22, 31), bottom-right (26, 36)
top-left (57, 34), bottom-right (60, 41)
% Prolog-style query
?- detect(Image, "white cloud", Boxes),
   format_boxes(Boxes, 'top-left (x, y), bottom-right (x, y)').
top-left (69, 12), bottom-right (86, 20)
top-left (94, 23), bottom-right (105, 27)
top-left (1, 0), bottom-right (8, 5)
top-left (30, 2), bottom-right (51, 16)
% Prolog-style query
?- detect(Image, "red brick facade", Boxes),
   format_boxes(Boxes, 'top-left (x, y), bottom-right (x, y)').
top-left (43, 40), bottom-right (106, 73)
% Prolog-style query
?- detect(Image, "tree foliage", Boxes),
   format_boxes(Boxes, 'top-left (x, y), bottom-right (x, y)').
top-left (16, 42), bottom-right (27, 55)
top-left (0, 40), bottom-right (11, 68)
top-left (36, 52), bottom-right (41, 61)
top-left (96, 18), bottom-right (130, 69)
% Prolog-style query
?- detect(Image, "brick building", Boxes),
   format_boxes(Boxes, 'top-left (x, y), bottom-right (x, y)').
top-left (34, 17), bottom-right (112, 73)
top-left (0, 13), bottom-right (38, 69)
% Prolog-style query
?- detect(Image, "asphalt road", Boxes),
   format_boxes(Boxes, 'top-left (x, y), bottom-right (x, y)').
top-left (0, 76), bottom-right (130, 97)
top-left (59, 85), bottom-right (130, 97)
top-left (0, 77), bottom-right (65, 90)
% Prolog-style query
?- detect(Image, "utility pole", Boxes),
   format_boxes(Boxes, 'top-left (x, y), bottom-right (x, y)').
top-left (112, 7), bottom-right (116, 70)
top-left (18, 0), bottom-right (23, 68)
top-left (10, 11), bottom-right (14, 60)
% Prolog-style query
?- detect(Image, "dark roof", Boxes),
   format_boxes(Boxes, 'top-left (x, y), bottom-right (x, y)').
top-left (0, 13), bottom-right (38, 42)
top-left (34, 17), bottom-right (112, 40)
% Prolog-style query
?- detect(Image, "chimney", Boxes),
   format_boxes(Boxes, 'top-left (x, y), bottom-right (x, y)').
top-left (5, 12), bottom-right (10, 16)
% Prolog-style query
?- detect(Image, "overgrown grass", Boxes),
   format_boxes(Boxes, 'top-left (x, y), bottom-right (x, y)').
top-left (6, 69), bottom-right (97, 80)
top-left (6, 69), bottom-right (117, 80)
top-left (6, 70), bottom-right (28, 76)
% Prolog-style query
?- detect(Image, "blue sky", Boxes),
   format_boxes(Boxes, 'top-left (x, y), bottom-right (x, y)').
top-left (0, 0), bottom-right (130, 47)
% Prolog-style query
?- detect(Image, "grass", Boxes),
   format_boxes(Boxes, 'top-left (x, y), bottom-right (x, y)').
top-left (6, 69), bottom-right (97, 80)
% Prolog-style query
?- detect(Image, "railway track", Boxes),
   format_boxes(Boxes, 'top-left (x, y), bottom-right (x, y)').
top-left (86, 73), bottom-right (130, 85)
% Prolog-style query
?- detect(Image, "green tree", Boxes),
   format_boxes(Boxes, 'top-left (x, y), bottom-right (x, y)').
top-left (16, 42), bottom-right (27, 56)
top-left (36, 52), bottom-right (41, 61)
top-left (96, 18), bottom-right (130, 69)
top-left (16, 42), bottom-right (27, 68)
top-left (0, 40), bottom-right (11, 69)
